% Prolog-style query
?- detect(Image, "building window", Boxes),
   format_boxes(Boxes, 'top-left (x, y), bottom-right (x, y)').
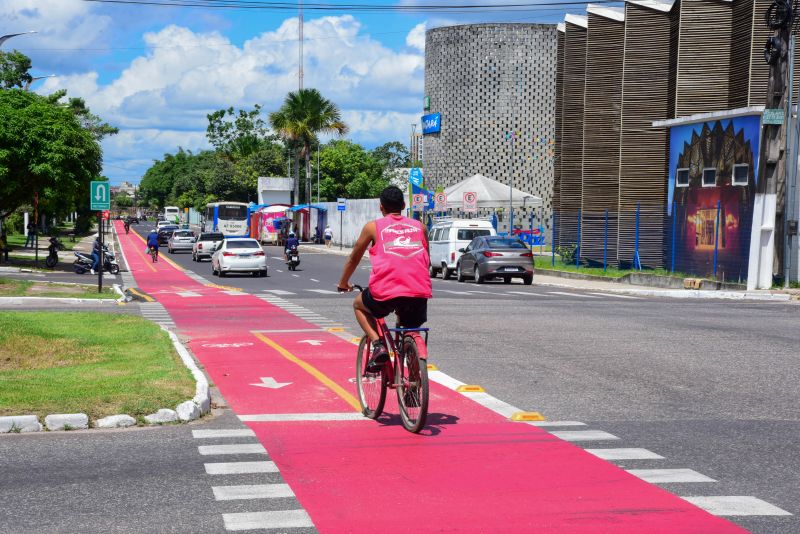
top-left (676, 168), bottom-right (690, 187)
top-left (702, 168), bottom-right (717, 187)
top-left (732, 164), bottom-right (748, 186)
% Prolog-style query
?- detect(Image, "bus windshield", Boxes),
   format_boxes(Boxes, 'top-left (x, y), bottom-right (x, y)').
top-left (218, 204), bottom-right (248, 220)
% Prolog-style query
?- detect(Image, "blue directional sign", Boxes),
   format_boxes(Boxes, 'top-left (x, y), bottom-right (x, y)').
top-left (409, 167), bottom-right (423, 187)
top-left (421, 113), bottom-right (441, 135)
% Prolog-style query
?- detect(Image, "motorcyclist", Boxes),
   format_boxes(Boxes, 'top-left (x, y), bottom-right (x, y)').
top-left (284, 231), bottom-right (299, 262)
top-left (90, 237), bottom-right (102, 275)
top-left (147, 229), bottom-right (159, 262)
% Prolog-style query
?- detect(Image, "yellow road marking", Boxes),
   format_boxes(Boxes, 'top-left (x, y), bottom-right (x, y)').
top-left (426, 363), bottom-right (439, 371)
top-left (456, 385), bottom-right (486, 393)
top-left (128, 287), bottom-right (155, 302)
top-left (327, 327), bottom-right (345, 332)
top-left (205, 283), bottom-right (242, 292)
top-left (129, 230), bottom-right (184, 271)
top-left (252, 332), bottom-right (361, 412)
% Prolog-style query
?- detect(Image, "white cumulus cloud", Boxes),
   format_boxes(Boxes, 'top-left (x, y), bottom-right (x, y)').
top-left (406, 22), bottom-right (427, 52)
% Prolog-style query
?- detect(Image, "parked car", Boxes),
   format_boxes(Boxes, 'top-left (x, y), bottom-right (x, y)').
top-left (428, 218), bottom-right (496, 279)
top-left (167, 230), bottom-right (196, 253)
top-left (128, 216), bottom-right (139, 224)
top-left (192, 232), bottom-right (224, 262)
top-left (211, 238), bottom-right (267, 277)
top-left (157, 225), bottom-right (179, 245)
top-left (456, 236), bottom-right (533, 285)
top-left (156, 219), bottom-right (174, 231)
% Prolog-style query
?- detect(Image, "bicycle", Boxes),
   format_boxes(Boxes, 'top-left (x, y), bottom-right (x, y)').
top-left (149, 245), bottom-right (159, 263)
top-left (344, 285), bottom-right (430, 433)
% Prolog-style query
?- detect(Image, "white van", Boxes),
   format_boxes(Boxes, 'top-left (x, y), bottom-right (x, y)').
top-left (428, 218), bottom-right (496, 279)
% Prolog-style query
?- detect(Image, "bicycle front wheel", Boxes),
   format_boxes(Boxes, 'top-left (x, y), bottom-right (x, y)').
top-left (356, 336), bottom-right (386, 419)
top-left (397, 336), bottom-right (429, 433)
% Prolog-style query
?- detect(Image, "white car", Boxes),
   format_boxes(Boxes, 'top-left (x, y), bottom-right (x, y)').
top-left (211, 238), bottom-right (267, 277)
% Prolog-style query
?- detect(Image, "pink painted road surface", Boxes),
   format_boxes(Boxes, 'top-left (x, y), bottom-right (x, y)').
top-left (117, 221), bottom-right (745, 533)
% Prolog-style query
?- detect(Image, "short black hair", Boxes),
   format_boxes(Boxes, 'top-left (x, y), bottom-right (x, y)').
top-left (380, 185), bottom-right (405, 213)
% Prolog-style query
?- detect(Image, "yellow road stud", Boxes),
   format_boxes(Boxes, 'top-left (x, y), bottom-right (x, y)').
top-left (327, 327), bottom-right (345, 332)
top-left (456, 385), bottom-right (485, 393)
top-left (426, 363), bottom-right (439, 371)
top-left (510, 412), bottom-right (545, 422)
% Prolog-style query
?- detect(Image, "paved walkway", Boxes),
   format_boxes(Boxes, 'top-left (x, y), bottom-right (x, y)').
top-left (115, 220), bottom-right (744, 532)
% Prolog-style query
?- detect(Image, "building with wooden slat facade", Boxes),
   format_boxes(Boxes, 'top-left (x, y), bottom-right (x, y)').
top-left (553, 0), bottom-right (778, 277)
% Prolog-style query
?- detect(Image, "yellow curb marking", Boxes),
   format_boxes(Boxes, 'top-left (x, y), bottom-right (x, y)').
top-left (456, 385), bottom-right (485, 393)
top-left (252, 332), bottom-right (361, 413)
top-left (510, 411), bottom-right (545, 422)
top-left (327, 327), bottom-right (345, 332)
top-left (204, 283), bottom-right (242, 292)
top-left (127, 287), bottom-right (155, 302)
top-left (349, 337), bottom-right (362, 344)
top-left (426, 363), bottom-right (439, 371)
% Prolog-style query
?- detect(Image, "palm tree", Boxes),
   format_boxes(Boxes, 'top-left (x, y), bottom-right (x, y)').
top-left (269, 89), bottom-right (348, 206)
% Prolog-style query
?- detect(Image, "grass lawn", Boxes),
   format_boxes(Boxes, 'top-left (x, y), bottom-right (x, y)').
top-left (6, 232), bottom-right (80, 251)
top-left (0, 311), bottom-right (196, 421)
top-left (0, 278), bottom-right (116, 299)
top-left (535, 257), bottom-right (689, 280)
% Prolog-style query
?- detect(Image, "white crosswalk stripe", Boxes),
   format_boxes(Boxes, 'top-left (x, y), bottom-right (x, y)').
top-left (681, 496), bottom-right (792, 516)
top-left (261, 289), bottom-right (295, 295)
top-left (198, 444), bottom-right (267, 456)
top-left (305, 289), bottom-right (337, 294)
top-left (585, 448), bottom-right (664, 460)
top-left (223, 510), bottom-right (314, 531)
top-left (551, 430), bottom-right (619, 441)
top-left (212, 484), bottom-right (294, 501)
top-left (627, 468), bottom-right (715, 484)
top-left (204, 461), bottom-right (278, 475)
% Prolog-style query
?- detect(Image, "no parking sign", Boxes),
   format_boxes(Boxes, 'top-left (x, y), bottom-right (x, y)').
top-left (463, 191), bottom-right (478, 213)
top-left (412, 194), bottom-right (425, 208)
top-left (434, 192), bottom-right (447, 210)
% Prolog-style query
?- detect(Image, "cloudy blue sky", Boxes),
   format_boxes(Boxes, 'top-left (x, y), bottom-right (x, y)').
top-left (2, 1), bottom-right (575, 185)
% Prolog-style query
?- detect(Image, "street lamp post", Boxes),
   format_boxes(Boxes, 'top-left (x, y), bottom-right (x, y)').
top-left (0, 31), bottom-right (36, 48)
top-left (24, 74), bottom-right (55, 91)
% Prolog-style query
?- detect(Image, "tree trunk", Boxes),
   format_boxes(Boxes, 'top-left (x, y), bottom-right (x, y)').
top-left (305, 147), bottom-right (311, 205)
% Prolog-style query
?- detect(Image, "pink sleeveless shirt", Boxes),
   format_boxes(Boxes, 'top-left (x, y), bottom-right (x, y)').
top-left (368, 214), bottom-right (432, 301)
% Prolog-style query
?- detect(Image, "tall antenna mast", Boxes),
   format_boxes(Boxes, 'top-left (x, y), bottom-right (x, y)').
top-left (298, 0), bottom-right (304, 90)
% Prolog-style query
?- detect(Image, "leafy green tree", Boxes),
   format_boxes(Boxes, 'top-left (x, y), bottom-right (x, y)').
top-left (371, 141), bottom-right (410, 169)
top-left (0, 89), bottom-right (103, 221)
top-left (317, 140), bottom-right (386, 200)
top-left (0, 50), bottom-right (32, 89)
top-left (114, 191), bottom-right (133, 209)
top-left (270, 89), bottom-right (348, 204)
top-left (207, 105), bottom-right (271, 158)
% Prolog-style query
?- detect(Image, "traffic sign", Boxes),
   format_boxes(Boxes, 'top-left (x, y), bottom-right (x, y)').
top-left (90, 181), bottom-right (110, 211)
top-left (434, 192), bottom-right (447, 210)
top-left (337, 198), bottom-right (346, 211)
top-left (412, 194), bottom-right (425, 208)
top-left (463, 191), bottom-right (478, 213)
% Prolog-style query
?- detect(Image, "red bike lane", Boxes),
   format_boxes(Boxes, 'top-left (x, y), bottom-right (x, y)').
top-left (117, 222), bottom-right (744, 533)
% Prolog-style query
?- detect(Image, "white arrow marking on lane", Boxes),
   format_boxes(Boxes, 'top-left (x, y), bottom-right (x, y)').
top-left (298, 339), bottom-right (325, 346)
top-left (250, 377), bottom-right (292, 389)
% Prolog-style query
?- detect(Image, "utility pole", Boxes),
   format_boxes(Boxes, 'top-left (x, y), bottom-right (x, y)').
top-left (749, 0), bottom-right (794, 289)
top-left (298, 0), bottom-right (304, 91)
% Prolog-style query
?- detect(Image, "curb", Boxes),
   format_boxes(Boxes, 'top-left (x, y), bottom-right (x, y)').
top-left (0, 297), bottom-right (119, 305)
top-left (532, 279), bottom-right (793, 301)
top-left (0, 321), bottom-right (212, 434)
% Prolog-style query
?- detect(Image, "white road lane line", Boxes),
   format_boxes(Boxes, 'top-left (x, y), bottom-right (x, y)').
top-left (292, 274), bottom-right (300, 277)
top-left (261, 289), bottom-right (295, 295)
top-left (588, 292), bottom-right (640, 299)
top-left (680, 496), bottom-right (792, 516)
top-left (223, 509), bottom-right (314, 531)
top-left (310, 278), bottom-right (320, 282)
top-left (550, 430), bottom-right (619, 441)
top-left (204, 461), bottom-right (278, 475)
top-left (506, 291), bottom-right (551, 297)
top-left (627, 468), bottom-right (714, 483)
top-left (193, 429), bottom-right (255, 439)
top-left (239, 412), bottom-right (366, 422)
top-left (197, 444), bottom-right (267, 455)
top-left (547, 291), bottom-right (601, 298)
top-left (435, 289), bottom-right (470, 295)
top-left (275, 269), bottom-right (284, 273)
top-left (306, 289), bottom-right (338, 294)
top-left (527, 421), bottom-right (586, 427)
top-left (586, 448), bottom-right (664, 460)
top-left (468, 290), bottom-right (495, 294)
top-left (212, 484), bottom-right (294, 501)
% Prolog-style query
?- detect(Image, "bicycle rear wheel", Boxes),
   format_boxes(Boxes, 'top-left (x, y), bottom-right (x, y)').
top-left (356, 336), bottom-right (386, 419)
top-left (397, 336), bottom-right (429, 433)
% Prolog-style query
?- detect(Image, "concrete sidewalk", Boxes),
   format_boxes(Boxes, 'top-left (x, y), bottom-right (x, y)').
top-left (303, 243), bottom-right (795, 302)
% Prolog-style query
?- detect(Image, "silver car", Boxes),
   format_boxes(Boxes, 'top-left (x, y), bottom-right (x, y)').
top-left (167, 230), bottom-right (196, 253)
top-left (456, 236), bottom-right (534, 285)
top-left (211, 238), bottom-right (267, 277)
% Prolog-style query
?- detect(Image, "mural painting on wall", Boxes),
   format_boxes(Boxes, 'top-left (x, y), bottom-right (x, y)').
top-left (667, 116), bottom-right (760, 281)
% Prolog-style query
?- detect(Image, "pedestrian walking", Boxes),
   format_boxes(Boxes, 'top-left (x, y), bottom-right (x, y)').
top-left (0, 230), bottom-right (9, 263)
top-left (24, 222), bottom-right (35, 248)
top-left (324, 224), bottom-right (333, 248)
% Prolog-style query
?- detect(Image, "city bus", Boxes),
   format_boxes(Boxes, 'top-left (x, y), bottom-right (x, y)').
top-left (163, 206), bottom-right (180, 223)
top-left (204, 202), bottom-right (250, 237)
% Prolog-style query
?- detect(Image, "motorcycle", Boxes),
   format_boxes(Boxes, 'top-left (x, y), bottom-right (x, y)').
top-left (286, 245), bottom-right (300, 271)
top-left (45, 237), bottom-right (64, 269)
top-left (73, 246), bottom-right (120, 275)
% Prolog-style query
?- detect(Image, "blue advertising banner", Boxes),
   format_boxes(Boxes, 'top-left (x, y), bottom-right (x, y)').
top-left (409, 167), bottom-right (423, 187)
top-left (421, 113), bottom-right (441, 135)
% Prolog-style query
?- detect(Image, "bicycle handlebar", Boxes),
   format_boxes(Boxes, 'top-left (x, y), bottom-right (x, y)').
top-left (337, 284), bottom-right (364, 293)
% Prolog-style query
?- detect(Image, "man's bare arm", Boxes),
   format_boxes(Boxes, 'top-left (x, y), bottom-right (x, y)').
top-left (337, 221), bottom-right (376, 290)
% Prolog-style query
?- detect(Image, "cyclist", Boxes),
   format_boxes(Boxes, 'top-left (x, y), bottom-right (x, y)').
top-left (146, 229), bottom-right (159, 262)
top-left (337, 185), bottom-right (432, 371)
top-left (123, 218), bottom-right (130, 234)
top-left (284, 231), bottom-right (299, 262)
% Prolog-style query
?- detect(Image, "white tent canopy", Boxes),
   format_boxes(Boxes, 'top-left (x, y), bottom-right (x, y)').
top-left (442, 174), bottom-right (542, 210)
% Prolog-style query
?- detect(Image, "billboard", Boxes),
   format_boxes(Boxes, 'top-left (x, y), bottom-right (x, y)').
top-left (421, 113), bottom-right (441, 134)
top-left (666, 115), bottom-right (761, 280)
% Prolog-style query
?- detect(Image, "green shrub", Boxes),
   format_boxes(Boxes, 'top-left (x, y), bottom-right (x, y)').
top-left (556, 244), bottom-right (577, 264)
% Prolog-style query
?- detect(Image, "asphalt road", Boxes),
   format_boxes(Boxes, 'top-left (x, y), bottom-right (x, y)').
top-left (3, 222), bottom-right (795, 533)
top-left (134, 223), bottom-right (800, 533)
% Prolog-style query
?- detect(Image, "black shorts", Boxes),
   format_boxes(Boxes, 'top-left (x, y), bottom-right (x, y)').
top-left (362, 288), bottom-right (428, 329)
